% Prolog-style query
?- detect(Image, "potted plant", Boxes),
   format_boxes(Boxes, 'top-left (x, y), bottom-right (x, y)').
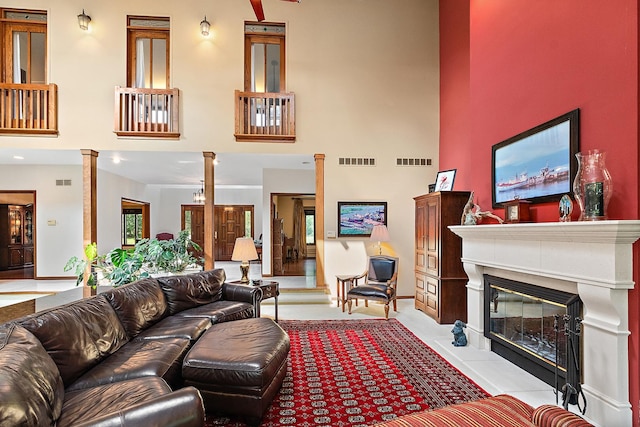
top-left (135, 230), bottom-right (202, 276)
top-left (64, 230), bottom-right (202, 289)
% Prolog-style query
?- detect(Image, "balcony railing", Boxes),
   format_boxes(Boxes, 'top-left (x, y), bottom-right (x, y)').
top-left (114, 86), bottom-right (180, 138)
top-left (0, 83), bottom-right (58, 135)
top-left (234, 91), bottom-right (295, 142)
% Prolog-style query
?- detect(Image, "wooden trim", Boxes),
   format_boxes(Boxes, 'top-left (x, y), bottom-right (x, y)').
top-left (203, 152), bottom-right (215, 270)
top-left (234, 134), bottom-right (295, 143)
top-left (314, 154), bottom-right (325, 288)
top-left (81, 149), bottom-right (98, 298)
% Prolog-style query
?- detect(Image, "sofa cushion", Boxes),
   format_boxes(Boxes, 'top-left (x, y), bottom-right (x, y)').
top-left (134, 315), bottom-right (211, 341)
top-left (532, 404), bottom-right (594, 427)
top-left (374, 394), bottom-right (535, 427)
top-left (67, 337), bottom-right (191, 391)
top-left (58, 376), bottom-right (173, 427)
top-left (0, 323), bottom-right (65, 426)
top-left (158, 268), bottom-right (226, 315)
top-left (17, 296), bottom-right (129, 387)
top-left (176, 300), bottom-right (254, 324)
top-left (102, 278), bottom-right (168, 338)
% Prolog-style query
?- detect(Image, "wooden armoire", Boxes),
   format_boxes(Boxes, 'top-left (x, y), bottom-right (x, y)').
top-left (414, 191), bottom-right (470, 324)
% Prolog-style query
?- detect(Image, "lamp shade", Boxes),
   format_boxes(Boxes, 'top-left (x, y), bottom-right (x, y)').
top-left (370, 225), bottom-right (390, 242)
top-left (231, 237), bottom-right (259, 262)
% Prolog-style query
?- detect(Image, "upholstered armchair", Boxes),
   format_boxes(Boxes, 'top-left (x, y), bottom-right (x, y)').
top-left (347, 255), bottom-right (399, 319)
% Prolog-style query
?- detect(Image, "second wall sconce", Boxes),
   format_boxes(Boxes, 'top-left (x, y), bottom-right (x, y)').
top-left (78, 9), bottom-right (91, 31)
top-left (200, 16), bottom-right (211, 36)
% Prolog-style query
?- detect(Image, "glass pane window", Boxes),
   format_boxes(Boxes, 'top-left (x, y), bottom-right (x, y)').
top-left (305, 211), bottom-right (315, 245)
top-left (127, 16), bottom-right (170, 88)
top-left (244, 22), bottom-right (285, 93)
top-left (122, 209), bottom-right (143, 246)
top-left (30, 32), bottom-right (46, 84)
top-left (2, 9), bottom-right (47, 84)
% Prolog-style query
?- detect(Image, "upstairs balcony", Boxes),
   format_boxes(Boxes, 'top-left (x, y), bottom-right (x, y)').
top-left (0, 83), bottom-right (58, 135)
top-left (114, 86), bottom-right (180, 138)
top-left (234, 91), bottom-right (295, 142)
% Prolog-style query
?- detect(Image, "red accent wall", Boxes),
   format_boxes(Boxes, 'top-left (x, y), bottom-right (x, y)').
top-left (440, 1), bottom-right (640, 423)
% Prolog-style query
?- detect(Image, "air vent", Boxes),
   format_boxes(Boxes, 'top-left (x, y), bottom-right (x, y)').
top-left (396, 158), bottom-right (431, 166)
top-left (55, 179), bottom-right (72, 186)
top-left (338, 157), bottom-right (376, 166)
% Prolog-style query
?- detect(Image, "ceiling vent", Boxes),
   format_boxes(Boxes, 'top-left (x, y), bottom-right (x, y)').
top-left (338, 157), bottom-right (376, 166)
top-left (396, 158), bottom-right (431, 166)
top-left (55, 179), bottom-right (72, 186)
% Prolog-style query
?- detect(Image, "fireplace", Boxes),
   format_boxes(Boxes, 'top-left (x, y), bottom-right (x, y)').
top-left (484, 275), bottom-right (582, 391)
top-left (450, 221), bottom-right (640, 427)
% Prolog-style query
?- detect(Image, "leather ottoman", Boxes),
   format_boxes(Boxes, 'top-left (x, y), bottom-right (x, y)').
top-left (182, 317), bottom-right (290, 425)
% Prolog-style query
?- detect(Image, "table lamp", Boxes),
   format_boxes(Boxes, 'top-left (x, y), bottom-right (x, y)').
top-left (231, 237), bottom-right (259, 283)
top-left (370, 224), bottom-right (390, 255)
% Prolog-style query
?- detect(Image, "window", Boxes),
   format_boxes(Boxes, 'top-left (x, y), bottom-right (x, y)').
top-left (127, 16), bottom-right (170, 89)
top-left (244, 210), bottom-right (252, 238)
top-left (305, 208), bottom-right (315, 245)
top-left (1, 9), bottom-right (47, 84)
top-left (122, 208), bottom-right (143, 245)
top-left (244, 22), bottom-right (285, 93)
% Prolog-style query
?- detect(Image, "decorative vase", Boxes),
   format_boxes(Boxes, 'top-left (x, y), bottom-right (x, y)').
top-left (572, 150), bottom-right (612, 220)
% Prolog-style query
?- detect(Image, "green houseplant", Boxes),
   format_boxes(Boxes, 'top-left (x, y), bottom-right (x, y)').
top-left (64, 230), bottom-right (202, 289)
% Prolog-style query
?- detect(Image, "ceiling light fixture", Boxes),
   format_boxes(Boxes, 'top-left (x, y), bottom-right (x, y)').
top-left (193, 180), bottom-right (205, 204)
top-left (200, 16), bottom-right (211, 36)
top-left (77, 9), bottom-right (91, 31)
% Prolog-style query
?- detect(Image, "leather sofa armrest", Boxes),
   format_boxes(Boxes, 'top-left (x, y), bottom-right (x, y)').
top-left (72, 387), bottom-right (204, 427)
top-left (222, 282), bottom-right (263, 304)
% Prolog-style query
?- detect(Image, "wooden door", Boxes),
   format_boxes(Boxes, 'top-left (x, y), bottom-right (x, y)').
top-left (215, 206), bottom-right (245, 261)
top-left (183, 205), bottom-right (252, 262)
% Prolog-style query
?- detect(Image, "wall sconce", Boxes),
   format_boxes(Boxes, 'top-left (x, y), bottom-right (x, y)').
top-left (77, 9), bottom-right (91, 31)
top-left (200, 16), bottom-right (211, 36)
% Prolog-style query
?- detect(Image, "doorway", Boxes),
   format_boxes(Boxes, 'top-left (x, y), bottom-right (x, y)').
top-left (121, 198), bottom-right (150, 248)
top-left (182, 204), bottom-right (255, 262)
top-left (271, 193), bottom-right (316, 278)
top-left (0, 191), bottom-right (35, 279)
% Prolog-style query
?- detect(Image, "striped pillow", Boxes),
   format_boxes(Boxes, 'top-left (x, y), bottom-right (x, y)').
top-left (375, 394), bottom-right (535, 426)
top-left (532, 404), bottom-right (594, 427)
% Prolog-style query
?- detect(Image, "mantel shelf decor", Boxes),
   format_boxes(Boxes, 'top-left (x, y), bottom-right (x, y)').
top-left (572, 149), bottom-right (612, 220)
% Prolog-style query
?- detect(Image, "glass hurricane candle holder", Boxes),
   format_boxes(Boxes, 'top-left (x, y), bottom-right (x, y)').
top-left (572, 149), bottom-right (612, 220)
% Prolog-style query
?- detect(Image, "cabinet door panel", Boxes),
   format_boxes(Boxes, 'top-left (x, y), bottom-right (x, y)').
top-left (425, 197), bottom-right (440, 276)
top-left (9, 247), bottom-right (23, 267)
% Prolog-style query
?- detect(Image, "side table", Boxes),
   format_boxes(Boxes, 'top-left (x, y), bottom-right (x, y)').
top-left (336, 275), bottom-right (356, 312)
top-left (232, 280), bottom-right (279, 322)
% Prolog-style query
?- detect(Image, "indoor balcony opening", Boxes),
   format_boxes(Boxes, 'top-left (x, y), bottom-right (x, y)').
top-left (234, 90), bottom-right (295, 142)
top-left (114, 86), bottom-right (180, 138)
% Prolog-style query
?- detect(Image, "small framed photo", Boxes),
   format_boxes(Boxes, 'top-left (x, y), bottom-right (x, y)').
top-left (434, 169), bottom-right (457, 191)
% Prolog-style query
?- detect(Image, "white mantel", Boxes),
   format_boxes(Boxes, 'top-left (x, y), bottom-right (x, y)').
top-left (450, 221), bottom-right (640, 427)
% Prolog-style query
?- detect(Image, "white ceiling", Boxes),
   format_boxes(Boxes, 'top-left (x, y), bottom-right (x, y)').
top-left (0, 149), bottom-right (315, 187)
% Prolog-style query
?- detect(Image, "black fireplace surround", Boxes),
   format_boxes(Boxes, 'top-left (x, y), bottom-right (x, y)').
top-left (484, 275), bottom-right (582, 390)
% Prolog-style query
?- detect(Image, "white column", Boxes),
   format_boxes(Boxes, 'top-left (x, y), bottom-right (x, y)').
top-left (462, 261), bottom-right (488, 349)
top-left (578, 282), bottom-right (632, 426)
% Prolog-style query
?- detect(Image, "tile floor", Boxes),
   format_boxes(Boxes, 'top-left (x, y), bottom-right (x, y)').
top-left (0, 262), bottom-right (595, 425)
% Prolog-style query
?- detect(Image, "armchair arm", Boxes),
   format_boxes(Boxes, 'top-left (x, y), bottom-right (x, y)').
top-left (222, 282), bottom-right (263, 305)
top-left (73, 387), bottom-right (205, 427)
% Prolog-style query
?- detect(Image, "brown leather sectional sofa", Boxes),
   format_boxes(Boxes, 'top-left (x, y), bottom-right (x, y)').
top-left (0, 268), bottom-right (262, 427)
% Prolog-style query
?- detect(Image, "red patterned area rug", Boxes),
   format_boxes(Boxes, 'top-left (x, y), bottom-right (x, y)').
top-left (205, 319), bottom-right (489, 427)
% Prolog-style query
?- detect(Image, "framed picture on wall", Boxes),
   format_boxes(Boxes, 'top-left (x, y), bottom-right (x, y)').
top-left (492, 109), bottom-right (580, 208)
top-left (337, 201), bottom-right (387, 237)
top-left (434, 169), bottom-right (457, 191)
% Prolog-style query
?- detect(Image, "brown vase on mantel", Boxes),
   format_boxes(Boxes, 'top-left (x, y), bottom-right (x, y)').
top-left (572, 149), bottom-right (612, 220)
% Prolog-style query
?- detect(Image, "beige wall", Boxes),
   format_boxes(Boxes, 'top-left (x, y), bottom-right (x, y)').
top-left (0, 0), bottom-right (441, 297)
